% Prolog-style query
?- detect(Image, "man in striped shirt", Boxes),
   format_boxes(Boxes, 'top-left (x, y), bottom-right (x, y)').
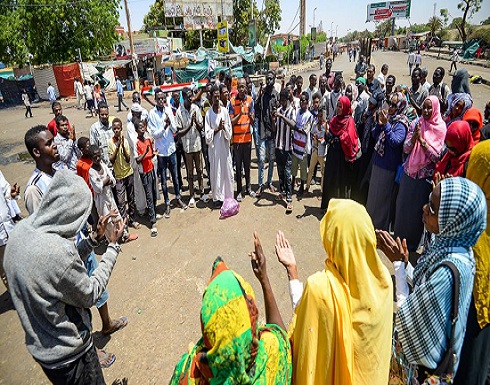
top-left (274, 89), bottom-right (296, 213)
top-left (229, 78), bottom-right (255, 201)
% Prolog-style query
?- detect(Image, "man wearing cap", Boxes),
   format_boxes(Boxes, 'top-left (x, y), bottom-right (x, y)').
top-left (116, 76), bottom-right (129, 112)
top-left (127, 92), bottom-right (149, 123)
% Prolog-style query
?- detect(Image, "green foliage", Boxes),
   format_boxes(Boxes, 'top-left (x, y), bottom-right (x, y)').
top-left (0, 0), bottom-right (120, 65)
top-left (427, 16), bottom-right (443, 35)
top-left (256, 0), bottom-right (281, 43)
top-left (375, 20), bottom-right (393, 38)
top-left (456, 0), bottom-right (483, 42)
top-left (470, 27), bottom-right (490, 46)
top-left (440, 8), bottom-right (449, 27)
top-left (481, 16), bottom-right (490, 25)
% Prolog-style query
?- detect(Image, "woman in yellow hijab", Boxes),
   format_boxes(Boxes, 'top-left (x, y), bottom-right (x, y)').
top-left (453, 139), bottom-right (490, 385)
top-left (275, 199), bottom-right (393, 385)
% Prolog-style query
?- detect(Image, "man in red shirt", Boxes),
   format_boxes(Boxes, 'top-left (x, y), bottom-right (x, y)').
top-left (47, 102), bottom-right (72, 137)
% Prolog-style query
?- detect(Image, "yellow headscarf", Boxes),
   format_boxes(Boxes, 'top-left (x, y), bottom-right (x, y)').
top-left (289, 199), bottom-right (393, 385)
top-left (466, 140), bottom-right (490, 329)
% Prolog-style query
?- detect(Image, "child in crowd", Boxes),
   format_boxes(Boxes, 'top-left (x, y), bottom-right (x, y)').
top-left (108, 118), bottom-right (139, 230)
top-left (306, 106), bottom-right (327, 193)
top-left (135, 119), bottom-right (160, 237)
top-left (89, 145), bottom-right (135, 243)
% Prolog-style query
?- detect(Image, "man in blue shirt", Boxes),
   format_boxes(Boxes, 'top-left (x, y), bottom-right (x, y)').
top-left (147, 88), bottom-right (187, 218)
top-left (115, 76), bottom-right (129, 112)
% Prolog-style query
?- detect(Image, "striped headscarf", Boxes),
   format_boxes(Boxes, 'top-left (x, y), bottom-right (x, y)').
top-left (396, 177), bottom-right (486, 369)
top-left (169, 257), bottom-right (292, 385)
top-left (446, 92), bottom-right (473, 126)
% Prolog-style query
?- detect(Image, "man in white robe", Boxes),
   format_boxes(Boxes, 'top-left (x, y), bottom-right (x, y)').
top-left (205, 86), bottom-right (234, 208)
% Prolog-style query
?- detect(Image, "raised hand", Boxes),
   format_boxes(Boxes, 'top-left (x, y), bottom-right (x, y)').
top-left (375, 230), bottom-right (408, 264)
top-left (275, 230), bottom-right (298, 280)
top-left (249, 231), bottom-right (268, 284)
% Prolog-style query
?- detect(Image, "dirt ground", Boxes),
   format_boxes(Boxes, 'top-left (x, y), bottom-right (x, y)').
top-left (0, 50), bottom-right (488, 384)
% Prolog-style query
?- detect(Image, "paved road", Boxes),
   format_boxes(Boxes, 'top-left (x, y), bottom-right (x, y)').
top-left (291, 49), bottom-right (489, 110)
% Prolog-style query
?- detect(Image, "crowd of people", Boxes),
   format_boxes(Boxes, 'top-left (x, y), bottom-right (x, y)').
top-left (1, 51), bottom-right (490, 385)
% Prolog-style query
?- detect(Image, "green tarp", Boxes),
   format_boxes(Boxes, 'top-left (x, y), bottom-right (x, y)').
top-left (174, 59), bottom-right (243, 82)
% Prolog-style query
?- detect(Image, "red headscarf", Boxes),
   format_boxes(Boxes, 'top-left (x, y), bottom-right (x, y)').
top-left (463, 107), bottom-right (483, 143)
top-left (329, 96), bottom-right (359, 162)
top-left (434, 120), bottom-right (474, 178)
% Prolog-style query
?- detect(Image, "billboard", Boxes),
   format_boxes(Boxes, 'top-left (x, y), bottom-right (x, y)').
top-left (165, 0), bottom-right (233, 30)
top-left (366, 1), bottom-right (411, 22)
top-left (248, 20), bottom-right (256, 47)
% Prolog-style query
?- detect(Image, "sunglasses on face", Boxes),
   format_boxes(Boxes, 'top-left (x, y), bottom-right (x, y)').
top-left (428, 192), bottom-right (436, 215)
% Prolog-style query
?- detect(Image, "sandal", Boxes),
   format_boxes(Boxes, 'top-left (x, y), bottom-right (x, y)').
top-left (98, 349), bottom-right (116, 369)
top-left (122, 233), bottom-right (138, 243)
top-left (129, 221), bottom-right (141, 230)
top-left (101, 317), bottom-right (128, 336)
top-left (286, 202), bottom-right (293, 214)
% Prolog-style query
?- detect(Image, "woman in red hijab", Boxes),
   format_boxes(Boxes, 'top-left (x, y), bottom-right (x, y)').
top-left (321, 96), bottom-right (360, 209)
top-left (434, 120), bottom-right (474, 179)
top-left (463, 107), bottom-right (483, 143)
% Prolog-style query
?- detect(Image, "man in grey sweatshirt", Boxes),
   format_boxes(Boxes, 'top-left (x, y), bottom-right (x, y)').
top-left (3, 170), bottom-right (124, 384)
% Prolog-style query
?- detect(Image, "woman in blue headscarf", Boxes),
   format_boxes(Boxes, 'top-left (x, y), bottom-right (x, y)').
top-left (378, 177), bottom-right (487, 382)
top-left (445, 92), bottom-right (473, 127)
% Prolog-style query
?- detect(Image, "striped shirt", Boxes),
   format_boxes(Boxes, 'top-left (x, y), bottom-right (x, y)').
top-left (292, 109), bottom-right (313, 160)
top-left (275, 105), bottom-right (296, 151)
top-left (89, 121), bottom-right (114, 165)
top-left (24, 168), bottom-right (54, 215)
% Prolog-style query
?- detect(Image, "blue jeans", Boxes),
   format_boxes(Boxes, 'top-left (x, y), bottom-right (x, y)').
top-left (157, 152), bottom-right (181, 205)
top-left (84, 252), bottom-right (109, 308)
top-left (257, 137), bottom-right (275, 187)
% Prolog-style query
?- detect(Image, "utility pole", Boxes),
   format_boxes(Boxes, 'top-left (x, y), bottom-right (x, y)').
top-left (123, 0), bottom-right (139, 90)
top-left (299, 0), bottom-right (306, 36)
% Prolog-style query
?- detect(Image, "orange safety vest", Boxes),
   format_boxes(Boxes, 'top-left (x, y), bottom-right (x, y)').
top-left (230, 95), bottom-right (253, 143)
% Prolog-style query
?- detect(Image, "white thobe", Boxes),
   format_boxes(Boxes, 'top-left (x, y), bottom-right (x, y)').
top-left (205, 107), bottom-right (234, 202)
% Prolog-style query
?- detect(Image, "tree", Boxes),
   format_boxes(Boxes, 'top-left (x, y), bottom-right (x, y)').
top-left (0, 0), bottom-right (120, 65)
top-left (456, 0), bottom-right (483, 42)
top-left (375, 20), bottom-right (393, 38)
top-left (480, 16), bottom-right (490, 25)
top-left (256, 0), bottom-right (281, 43)
top-left (427, 16), bottom-right (443, 35)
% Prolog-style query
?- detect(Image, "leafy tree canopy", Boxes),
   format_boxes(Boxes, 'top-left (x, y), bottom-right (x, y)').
top-left (0, 0), bottom-right (120, 66)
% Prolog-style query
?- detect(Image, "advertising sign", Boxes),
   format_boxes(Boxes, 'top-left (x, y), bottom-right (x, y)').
top-left (248, 20), bottom-right (257, 47)
top-left (217, 21), bottom-right (229, 53)
top-left (366, 0), bottom-right (411, 22)
top-left (165, 0), bottom-right (233, 30)
top-left (311, 27), bottom-right (317, 41)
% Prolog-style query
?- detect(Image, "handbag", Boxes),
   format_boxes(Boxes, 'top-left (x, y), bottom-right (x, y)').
top-left (419, 261), bottom-right (461, 385)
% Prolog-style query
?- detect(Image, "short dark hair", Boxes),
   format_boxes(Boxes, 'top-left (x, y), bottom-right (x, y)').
top-left (368, 64), bottom-right (376, 72)
top-left (300, 91), bottom-right (309, 100)
top-left (219, 84), bottom-right (228, 93)
top-left (318, 105), bottom-right (327, 114)
top-left (309, 73), bottom-right (317, 80)
top-left (97, 101), bottom-right (108, 111)
top-left (112, 117), bottom-right (122, 126)
top-left (312, 92), bottom-right (322, 101)
top-left (211, 85), bottom-right (220, 95)
top-left (279, 89), bottom-right (289, 99)
top-left (51, 101), bottom-right (61, 110)
top-left (77, 137), bottom-right (90, 151)
top-left (296, 75), bottom-right (303, 82)
top-left (154, 88), bottom-right (165, 98)
top-left (225, 74), bottom-right (232, 82)
top-left (55, 115), bottom-right (68, 127)
top-left (182, 86), bottom-right (191, 96)
top-left (412, 67), bottom-right (422, 77)
top-left (88, 145), bottom-right (100, 158)
top-left (381, 64), bottom-right (389, 71)
top-left (24, 125), bottom-right (48, 157)
top-left (386, 74), bottom-right (396, 84)
top-left (435, 66), bottom-right (445, 77)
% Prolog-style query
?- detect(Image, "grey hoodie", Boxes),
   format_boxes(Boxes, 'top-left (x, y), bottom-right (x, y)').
top-left (3, 170), bottom-right (120, 368)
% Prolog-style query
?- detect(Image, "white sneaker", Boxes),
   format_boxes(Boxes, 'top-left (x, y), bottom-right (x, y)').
top-left (155, 213), bottom-right (163, 220)
top-left (201, 194), bottom-right (209, 203)
top-left (189, 197), bottom-right (196, 208)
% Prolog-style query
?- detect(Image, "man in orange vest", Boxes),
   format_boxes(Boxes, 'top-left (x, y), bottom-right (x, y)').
top-left (229, 78), bottom-right (255, 201)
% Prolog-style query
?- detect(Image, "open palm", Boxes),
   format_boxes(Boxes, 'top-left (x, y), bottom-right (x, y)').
top-left (275, 230), bottom-right (296, 269)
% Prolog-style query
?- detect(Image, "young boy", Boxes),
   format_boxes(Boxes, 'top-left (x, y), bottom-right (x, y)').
top-left (108, 118), bottom-right (139, 230)
top-left (135, 119), bottom-right (160, 237)
top-left (89, 145), bottom-right (135, 242)
top-left (306, 105), bottom-right (327, 193)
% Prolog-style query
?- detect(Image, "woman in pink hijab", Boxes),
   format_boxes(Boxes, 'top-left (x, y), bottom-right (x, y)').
top-left (394, 95), bottom-right (446, 253)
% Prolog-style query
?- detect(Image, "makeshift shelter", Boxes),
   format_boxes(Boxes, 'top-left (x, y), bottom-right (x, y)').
top-left (52, 63), bottom-right (82, 97)
top-left (33, 66), bottom-right (59, 100)
top-left (0, 76), bottom-right (35, 106)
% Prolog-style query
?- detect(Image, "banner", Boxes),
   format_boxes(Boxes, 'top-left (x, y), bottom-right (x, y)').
top-left (311, 27), bottom-right (317, 41)
top-left (217, 21), bottom-right (229, 53)
top-left (248, 20), bottom-right (256, 47)
top-left (366, 0), bottom-right (411, 22)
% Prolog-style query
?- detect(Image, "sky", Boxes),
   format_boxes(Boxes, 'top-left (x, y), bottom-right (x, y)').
top-left (119, 0), bottom-right (490, 38)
